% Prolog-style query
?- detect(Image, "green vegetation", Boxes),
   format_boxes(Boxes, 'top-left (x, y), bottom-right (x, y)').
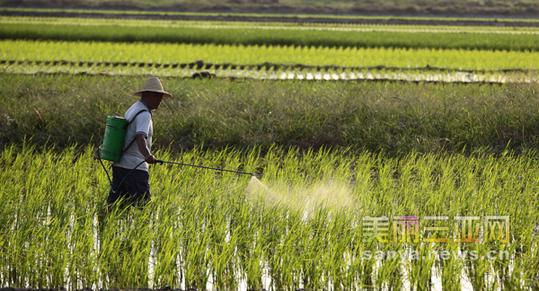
top-left (2, 18), bottom-right (539, 51)
top-left (2, 40), bottom-right (539, 72)
top-left (1, 145), bottom-right (537, 289)
top-left (2, 74), bottom-right (539, 154)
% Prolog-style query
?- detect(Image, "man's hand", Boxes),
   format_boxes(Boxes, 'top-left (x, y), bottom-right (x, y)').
top-left (135, 134), bottom-right (161, 164)
top-left (135, 134), bottom-right (155, 163)
top-left (145, 154), bottom-right (159, 164)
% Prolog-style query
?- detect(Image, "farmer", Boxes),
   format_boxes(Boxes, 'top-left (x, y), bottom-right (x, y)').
top-left (107, 76), bottom-right (171, 207)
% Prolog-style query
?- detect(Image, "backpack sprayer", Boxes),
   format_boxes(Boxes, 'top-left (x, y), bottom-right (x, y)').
top-left (96, 113), bottom-right (257, 193)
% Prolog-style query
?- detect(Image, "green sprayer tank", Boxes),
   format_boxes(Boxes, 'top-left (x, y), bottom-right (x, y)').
top-left (100, 116), bottom-right (128, 162)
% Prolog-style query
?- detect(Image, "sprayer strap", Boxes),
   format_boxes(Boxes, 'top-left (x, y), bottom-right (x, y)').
top-left (122, 109), bottom-right (148, 153)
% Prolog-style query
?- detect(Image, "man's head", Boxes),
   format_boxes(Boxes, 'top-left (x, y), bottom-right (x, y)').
top-left (134, 76), bottom-right (171, 110)
top-left (140, 91), bottom-right (164, 110)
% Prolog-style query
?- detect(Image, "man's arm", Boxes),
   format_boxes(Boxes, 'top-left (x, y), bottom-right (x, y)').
top-left (135, 134), bottom-right (157, 163)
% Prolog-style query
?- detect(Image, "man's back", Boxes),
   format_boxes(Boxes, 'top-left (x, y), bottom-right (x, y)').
top-left (113, 100), bottom-right (152, 172)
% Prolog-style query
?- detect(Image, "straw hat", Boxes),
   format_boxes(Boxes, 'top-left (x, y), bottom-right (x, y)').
top-left (134, 76), bottom-right (172, 97)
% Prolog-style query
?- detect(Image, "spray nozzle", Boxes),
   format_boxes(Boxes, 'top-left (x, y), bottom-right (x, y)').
top-left (253, 172), bottom-right (263, 179)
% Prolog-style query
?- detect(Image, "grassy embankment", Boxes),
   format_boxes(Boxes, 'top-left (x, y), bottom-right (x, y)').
top-left (1, 74), bottom-right (539, 154)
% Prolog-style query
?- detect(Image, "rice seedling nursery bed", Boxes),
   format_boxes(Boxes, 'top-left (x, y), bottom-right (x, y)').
top-left (1, 10), bottom-right (539, 290)
top-left (3, 40), bottom-right (538, 71)
top-left (3, 17), bottom-right (539, 51)
top-left (1, 16), bottom-right (538, 84)
top-left (2, 40), bottom-right (539, 83)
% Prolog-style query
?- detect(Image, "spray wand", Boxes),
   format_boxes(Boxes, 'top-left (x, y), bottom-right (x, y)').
top-left (103, 158), bottom-right (258, 197)
top-left (156, 159), bottom-right (257, 177)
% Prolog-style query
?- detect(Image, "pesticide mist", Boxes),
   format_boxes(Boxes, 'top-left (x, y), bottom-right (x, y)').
top-left (246, 176), bottom-right (356, 218)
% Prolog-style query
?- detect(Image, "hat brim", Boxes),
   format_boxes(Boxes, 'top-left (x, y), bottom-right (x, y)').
top-left (135, 90), bottom-right (172, 98)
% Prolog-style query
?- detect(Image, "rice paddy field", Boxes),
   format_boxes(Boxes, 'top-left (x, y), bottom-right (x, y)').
top-left (1, 7), bottom-right (539, 290)
top-left (2, 146), bottom-right (539, 290)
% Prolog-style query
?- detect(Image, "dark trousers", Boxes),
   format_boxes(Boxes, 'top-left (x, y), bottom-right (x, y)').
top-left (107, 166), bottom-right (151, 207)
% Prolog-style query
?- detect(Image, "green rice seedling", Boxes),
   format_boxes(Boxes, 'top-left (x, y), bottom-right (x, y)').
top-left (375, 245), bottom-right (403, 289)
top-left (436, 243), bottom-right (463, 290)
top-left (408, 244), bottom-right (436, 289)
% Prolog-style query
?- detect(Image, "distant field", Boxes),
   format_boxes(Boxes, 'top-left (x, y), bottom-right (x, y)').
top-left (2, 0), bottom-right (539, 16)
top-left (2, 17), bottom-right (539, 51)
top-left (1, 14), bottom-right (538, 83)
